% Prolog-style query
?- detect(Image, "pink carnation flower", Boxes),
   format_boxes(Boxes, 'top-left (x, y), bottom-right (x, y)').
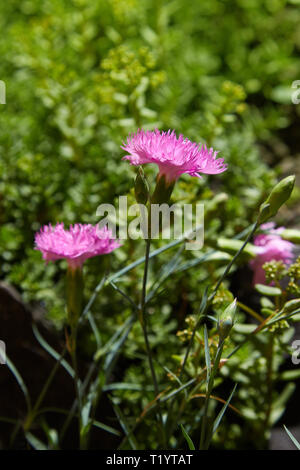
top-left (35, 223), bottom-right (120, 269)
top-left (250, 223), bottom-right (294, 285)
top-left (121, 129), bottom-right (227, 183)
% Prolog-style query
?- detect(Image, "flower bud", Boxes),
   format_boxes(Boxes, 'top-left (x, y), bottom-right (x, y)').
top-left (217, 298), bottom-right (237, 341)
top-left (151, 174), bottom-right (175, 205)
top-left (258, 175), bottom-right (295, 224)
top-left (134, 167), bottom-right (150, 205)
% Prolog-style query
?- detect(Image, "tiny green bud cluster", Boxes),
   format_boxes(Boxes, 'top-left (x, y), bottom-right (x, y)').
top-left (263, 260), bottom-right (286, 284)
top-left (287, 256), bottom-right (300, 295)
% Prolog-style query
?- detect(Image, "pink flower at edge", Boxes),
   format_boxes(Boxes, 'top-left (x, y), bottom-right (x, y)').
top-left (35, 223), bottom-right (121, 269)
top-left (250, 223), bottom-right (294, 285)
top-left (121, 129), bottom-right (227, 184)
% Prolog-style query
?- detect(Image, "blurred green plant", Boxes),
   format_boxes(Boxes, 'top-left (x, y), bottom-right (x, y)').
top-left (1, 0), bottom-right (300, 451)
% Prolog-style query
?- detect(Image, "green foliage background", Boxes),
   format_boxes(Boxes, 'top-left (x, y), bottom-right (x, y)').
top-left (1, 0), bottom-right (300, 449)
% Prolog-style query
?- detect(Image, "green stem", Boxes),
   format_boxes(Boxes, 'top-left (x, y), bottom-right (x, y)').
top-left (264, 333), bottom-right (274, 432)
top-left (210, 222), bottom-right (259, 301)
top-left (237, 301), bottom-right (263, 322)
top-left (182, 222), bottom-right (259, 380)
top-left (199, 339), bottom-right (224, 450)
top-left (24, 347), bottom-right (67, 432)
top-left (166, 222), bottom-right (259, 445)
top-left (69, 325), bottom-right (85, 449)
top-left (140, 238), bottom-right (166, 448)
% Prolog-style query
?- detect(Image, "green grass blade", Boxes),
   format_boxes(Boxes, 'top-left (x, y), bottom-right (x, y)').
top-left (103, 383), bottom-right (155, 392)
top-left (81, 275), bottom-right (106, 320)
top-left (107, 238), bottom-right (184, 284)
top-left (212, 384), bottom-right (237, 436)
top-left (113, 402), bottom-right (138, 450)
top-left (87, 311), bottom-right (102, 348)
top-left (95, 314), bottom-right (135, 361)
top-left (284, 425), bottom-right (300, 450)
top-left (25, 431), bottom-right (48, 450)
top-left (146, 246), bottom-right (184, 303)
top-left (32, 324), bottom-right (75, 379)
top-left (36, 407), bottom-right (121, 437)
top-left (203, 324), bottom-right (211, 384)
top-left (0, 416), bottom-right (19, 424)
top-left (6, 354), bottom-right (31, 411)
top-left (93, 420), bottom-right (121, 436)
top-left (161, 378), bottom-right (196, 402)
top-left (180, 424), bottom-right (196, 450)
top-left (109, 281), bottom-right (139, 310)
top-left (104, 315), bottom-right (135, 378)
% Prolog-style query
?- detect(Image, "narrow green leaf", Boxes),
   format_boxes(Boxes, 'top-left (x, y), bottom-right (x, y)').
top-left (199, 286), bottom-right (209, 315)
top-left (103, 383), bottom-right (155, 392)
top-left (163, 366), bottom-right (183, 388)
top-left (203, 325), bottom-right (211, 383)
top-left (146, 246), bottom-right (183, 303)
top-left (36, 407), bottom-right (121, 437)
top-left (267, 309), bottom-right (300, 328)
top-left (32, 324), bottom-right (75, 379)
top-left (104, 316), bottom-right (135, 377)
top-left (86, 311), bottom-right (102, 348)
top-left (161, 378), bottom-right (196, 403)
top-left (206, 315), bottom-right (218, 323)
top-left (25, 432), bottom-right (48, 450)
top-left (41, 421), bottom-right (59, 450)
top-left (81, 395), bottom-right (93, 429)
top-left (212, 384), bottom-right (237, 436)
top-left (270, 383), bottom-right (296, 426)
top-left (284, 425), bottom-right (300, 450)
top-left (92, 420), bottom-right (121, 437)
top-left (177, 250), bottom-right (215, 272)
top-left (0, 416), bottom-right (19, 425)
top-left (108, 238), bottom-right (184, 283)
top-left (94, 314), bottom-right (135, 361)
top-left (109, 281), bottom-right (139, 310)
top-left (81, 276), bottom-right (106, 321)
top-left (113, 402), bottom-right (138, 450)
top-left (6, 354), bottom-right (31, 411)
top-left (180, 424), bottom-right (195, 450)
